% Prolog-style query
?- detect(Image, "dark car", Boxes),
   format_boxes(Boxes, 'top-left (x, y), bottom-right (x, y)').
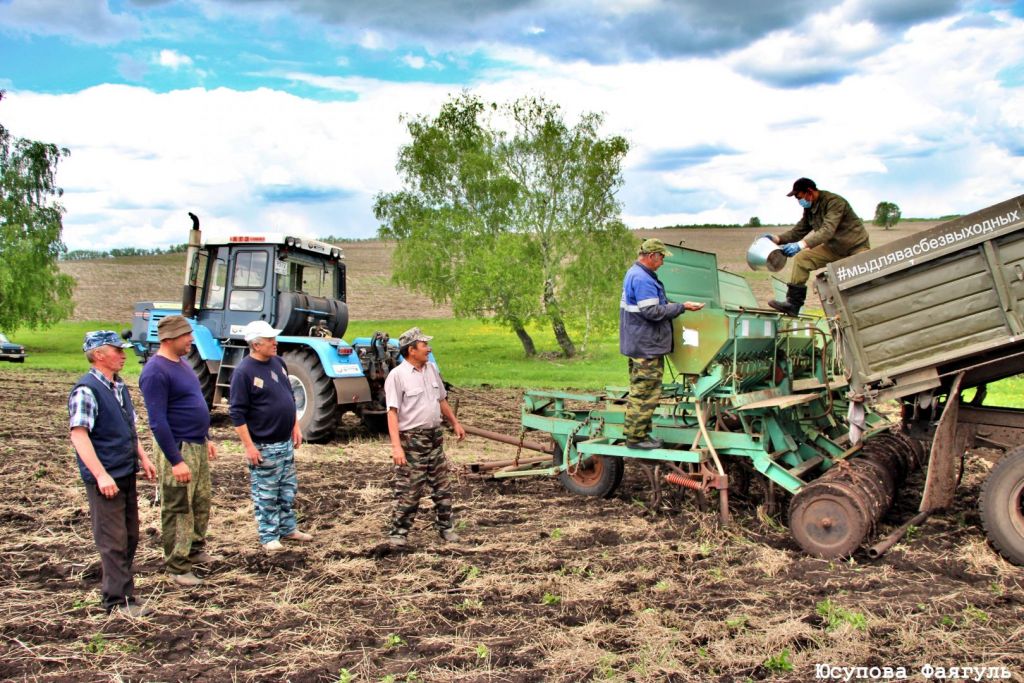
top-left (0, 333), bottom-right (26, 363)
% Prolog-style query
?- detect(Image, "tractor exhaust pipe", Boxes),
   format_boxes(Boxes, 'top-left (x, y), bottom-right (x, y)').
top-left (181, 211), bottom-right (202, 318)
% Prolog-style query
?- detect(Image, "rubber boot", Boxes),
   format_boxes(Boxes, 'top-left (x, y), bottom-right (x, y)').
top-left (767, 284), bottom-right (807, 317)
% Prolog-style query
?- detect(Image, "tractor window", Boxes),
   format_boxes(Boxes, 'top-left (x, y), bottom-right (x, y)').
top-left (191, 251), bottom-right (209, 309)
top-left (229, 251), bottom-right (268, 312)
top-left (229, 289), bottom-right (264, 311)
top-left (278, 258), bottom-right (335, 298)
top-left (232, 251), bottom-right (267, 289)
top-left (205, 257), bottom-right (227, 309)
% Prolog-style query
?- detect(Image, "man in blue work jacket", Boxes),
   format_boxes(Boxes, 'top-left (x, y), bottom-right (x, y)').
top-left (619, 239), bottom-right (704, 449)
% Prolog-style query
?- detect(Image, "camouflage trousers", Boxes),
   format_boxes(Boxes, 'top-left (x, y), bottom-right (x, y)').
top-left (248, 440), bottom-right (298, 545)
top-left (156, 441), bottom-right (211, 575)
top-left (388, 427), bottom-right (454, 538)
top-left (624, 356), bottom-right (664, 443)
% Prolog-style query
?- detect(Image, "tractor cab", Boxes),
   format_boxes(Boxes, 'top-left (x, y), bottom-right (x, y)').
top-left (188, 234), bottom-right (349, 342)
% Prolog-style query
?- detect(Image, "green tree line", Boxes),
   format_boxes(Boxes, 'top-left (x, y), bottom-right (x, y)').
top-left (62, 244), bottom-right (187, 260)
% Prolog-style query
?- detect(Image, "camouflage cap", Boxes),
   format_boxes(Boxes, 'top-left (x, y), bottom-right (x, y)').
top-left (398, 326), bottom-right (433, 349)
top-left (639, 238), bottom-right (672, 257)
top-left (83, 330), bottom-right (132, 352)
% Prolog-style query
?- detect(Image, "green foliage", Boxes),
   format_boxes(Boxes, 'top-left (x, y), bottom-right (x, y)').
top-left (747, 216), bottom-right (761, 227)
top-left (63, 244), bottom-right (187, 260)
top-left (816, 598), bottom-right (868, 631)
top-left (549, 527), bottom-right (563, 540)
top-left (475, 643), bottom-right (490, 660)
top-left (84, 633), bottom-right (107, 654)
top-left (873, 201), bottom-right (902, 229)
top-left (383, 634), bottom-right (405, 648)
top-left (337, 669), bottom-right (353, 683)
top-left (763, 648), bottom-right (794, 673)
top-left (375, 92), bottom-right (634, 358)
top-left (0, 91), bottom-right (75, 330)
top-left (541, 592), bottom-right (561, 606)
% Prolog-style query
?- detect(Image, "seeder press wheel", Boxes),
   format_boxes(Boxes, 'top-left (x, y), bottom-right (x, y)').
top-left (788, 481), bottom-right (871, 559)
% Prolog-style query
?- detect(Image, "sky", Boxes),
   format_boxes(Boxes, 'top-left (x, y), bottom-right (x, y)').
top-left (1, 0), bottom-right (1023, 251)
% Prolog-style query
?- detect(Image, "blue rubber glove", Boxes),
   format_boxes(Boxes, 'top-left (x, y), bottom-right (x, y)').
top-left (759, 233), bottom-right (774, 241)
top-left (781, 242), bottom-right (802, 257)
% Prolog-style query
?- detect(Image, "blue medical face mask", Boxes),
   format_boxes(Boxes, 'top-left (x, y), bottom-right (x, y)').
top-left (798, 198), bottom-right (812, 209)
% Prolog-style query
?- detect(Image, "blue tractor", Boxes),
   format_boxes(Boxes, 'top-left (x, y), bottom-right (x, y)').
top-left (127, 213), bottom-right (399, 442)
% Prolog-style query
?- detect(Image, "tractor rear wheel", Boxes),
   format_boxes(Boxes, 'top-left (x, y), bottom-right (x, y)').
top-left (555, 446), bottom-right (624, 498)
top-left (980, 445), bottom-right (1024, 566)
top-left (186, 348), bottom-right (215, 408)
top-left (283, 349), bottom-right (339, 443)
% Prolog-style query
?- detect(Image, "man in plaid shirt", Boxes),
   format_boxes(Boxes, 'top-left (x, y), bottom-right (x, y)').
top-left (68, 331), bottom-right (157, 617)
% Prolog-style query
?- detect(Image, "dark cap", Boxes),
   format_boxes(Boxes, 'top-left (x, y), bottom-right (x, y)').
top-left (157, 314), bottom-right (193, 341)
top-left (786, 177), bottom-right (817, 197)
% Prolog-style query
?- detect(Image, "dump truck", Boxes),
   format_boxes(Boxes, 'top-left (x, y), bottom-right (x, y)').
top-left (467, 194), bottom-right (1024, 565)
top-left (126, 213), bottom-right (400, 442)
top-left (818, 193), bottom-right (1024, 564)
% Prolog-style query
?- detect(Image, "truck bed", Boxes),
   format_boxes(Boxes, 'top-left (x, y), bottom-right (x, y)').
top-left (816, 194), bottom-right (1024, 403)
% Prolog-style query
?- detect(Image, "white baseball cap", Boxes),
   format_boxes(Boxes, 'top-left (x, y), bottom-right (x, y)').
top-left (242, 320), bottom-right (283, 342)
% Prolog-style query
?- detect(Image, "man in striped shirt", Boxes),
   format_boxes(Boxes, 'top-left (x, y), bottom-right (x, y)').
top-left (69, 330), bottom-right (157, 617)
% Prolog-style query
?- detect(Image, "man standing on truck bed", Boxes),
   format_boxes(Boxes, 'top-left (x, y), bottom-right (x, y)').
top-left (765, 177), bottom-right (871, 316)
top-left (620, 239), bottom-right (704, 450)
top-left (138, 314), bottom-right (218, 588)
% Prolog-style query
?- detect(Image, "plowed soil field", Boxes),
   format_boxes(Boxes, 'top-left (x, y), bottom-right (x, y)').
top-left (1, 371), bottom-right (1021, 682)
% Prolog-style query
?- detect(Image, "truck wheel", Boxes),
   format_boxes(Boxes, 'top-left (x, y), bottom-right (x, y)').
top-left (283, 349), bottom-right (339, 443)
top-left (555, 446), bottom-right (624, 498)
top-left (186, 348), bottom-right (215, 408)
top-left (979, 445), bottom-right (1024, 566)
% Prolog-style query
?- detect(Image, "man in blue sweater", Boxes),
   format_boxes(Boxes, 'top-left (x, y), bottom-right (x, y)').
top-left (138, 315), bottom-right (217, 588)
top-left (620, 239), bottom-right (704, 449)
top-left (229, 320), bottom-right (311, 552)
top-left (69, 331), bottom-right (158, 616)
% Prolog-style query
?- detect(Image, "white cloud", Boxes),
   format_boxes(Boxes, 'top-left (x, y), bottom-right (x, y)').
top-left (1, 7), bottom-right (1022, 251)
top-left (156, 49), bottom-right (194, 70)
top-left (402, 54), bottom-right (426, 69)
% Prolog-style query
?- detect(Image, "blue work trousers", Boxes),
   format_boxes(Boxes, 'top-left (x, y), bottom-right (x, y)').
top-left (248, 440), bottom-right (298, 544)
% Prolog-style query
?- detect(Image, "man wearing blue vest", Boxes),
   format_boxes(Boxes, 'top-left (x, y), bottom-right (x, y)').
top-left (620, 239), bottom-right (704, 449)
top-left (68, 331), bottom-right (158, 617)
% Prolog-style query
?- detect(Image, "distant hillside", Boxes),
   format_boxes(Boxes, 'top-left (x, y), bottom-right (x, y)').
top-left (59, 222), bottom-right (941, 322)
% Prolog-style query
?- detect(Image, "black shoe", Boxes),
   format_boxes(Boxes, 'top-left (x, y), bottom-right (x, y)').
top-left (767, 284), bottom-right (807, 317)
top-left (767, 299), bottom-right (799, 316)
top-left (626, 438), bottom-right (663, 450)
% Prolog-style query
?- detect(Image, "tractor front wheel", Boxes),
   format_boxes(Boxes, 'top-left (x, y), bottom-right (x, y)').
top-left (283, 349), bottom-right (339, 443)
top-left (186, 348), bottom-right (215, 408)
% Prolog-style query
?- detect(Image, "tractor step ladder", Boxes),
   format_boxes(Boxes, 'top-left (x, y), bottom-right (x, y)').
top-left (215, 342), bottom-right (248, 395)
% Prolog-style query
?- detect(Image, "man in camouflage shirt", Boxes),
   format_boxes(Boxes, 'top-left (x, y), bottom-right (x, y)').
top-left (765, 177), bottom-right (871, 315)
top-left (384, 327), bottom-right (466, 547)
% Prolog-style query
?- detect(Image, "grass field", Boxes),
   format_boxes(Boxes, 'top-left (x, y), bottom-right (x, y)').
top-left (7, 317), bottom-right (1024, 406)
